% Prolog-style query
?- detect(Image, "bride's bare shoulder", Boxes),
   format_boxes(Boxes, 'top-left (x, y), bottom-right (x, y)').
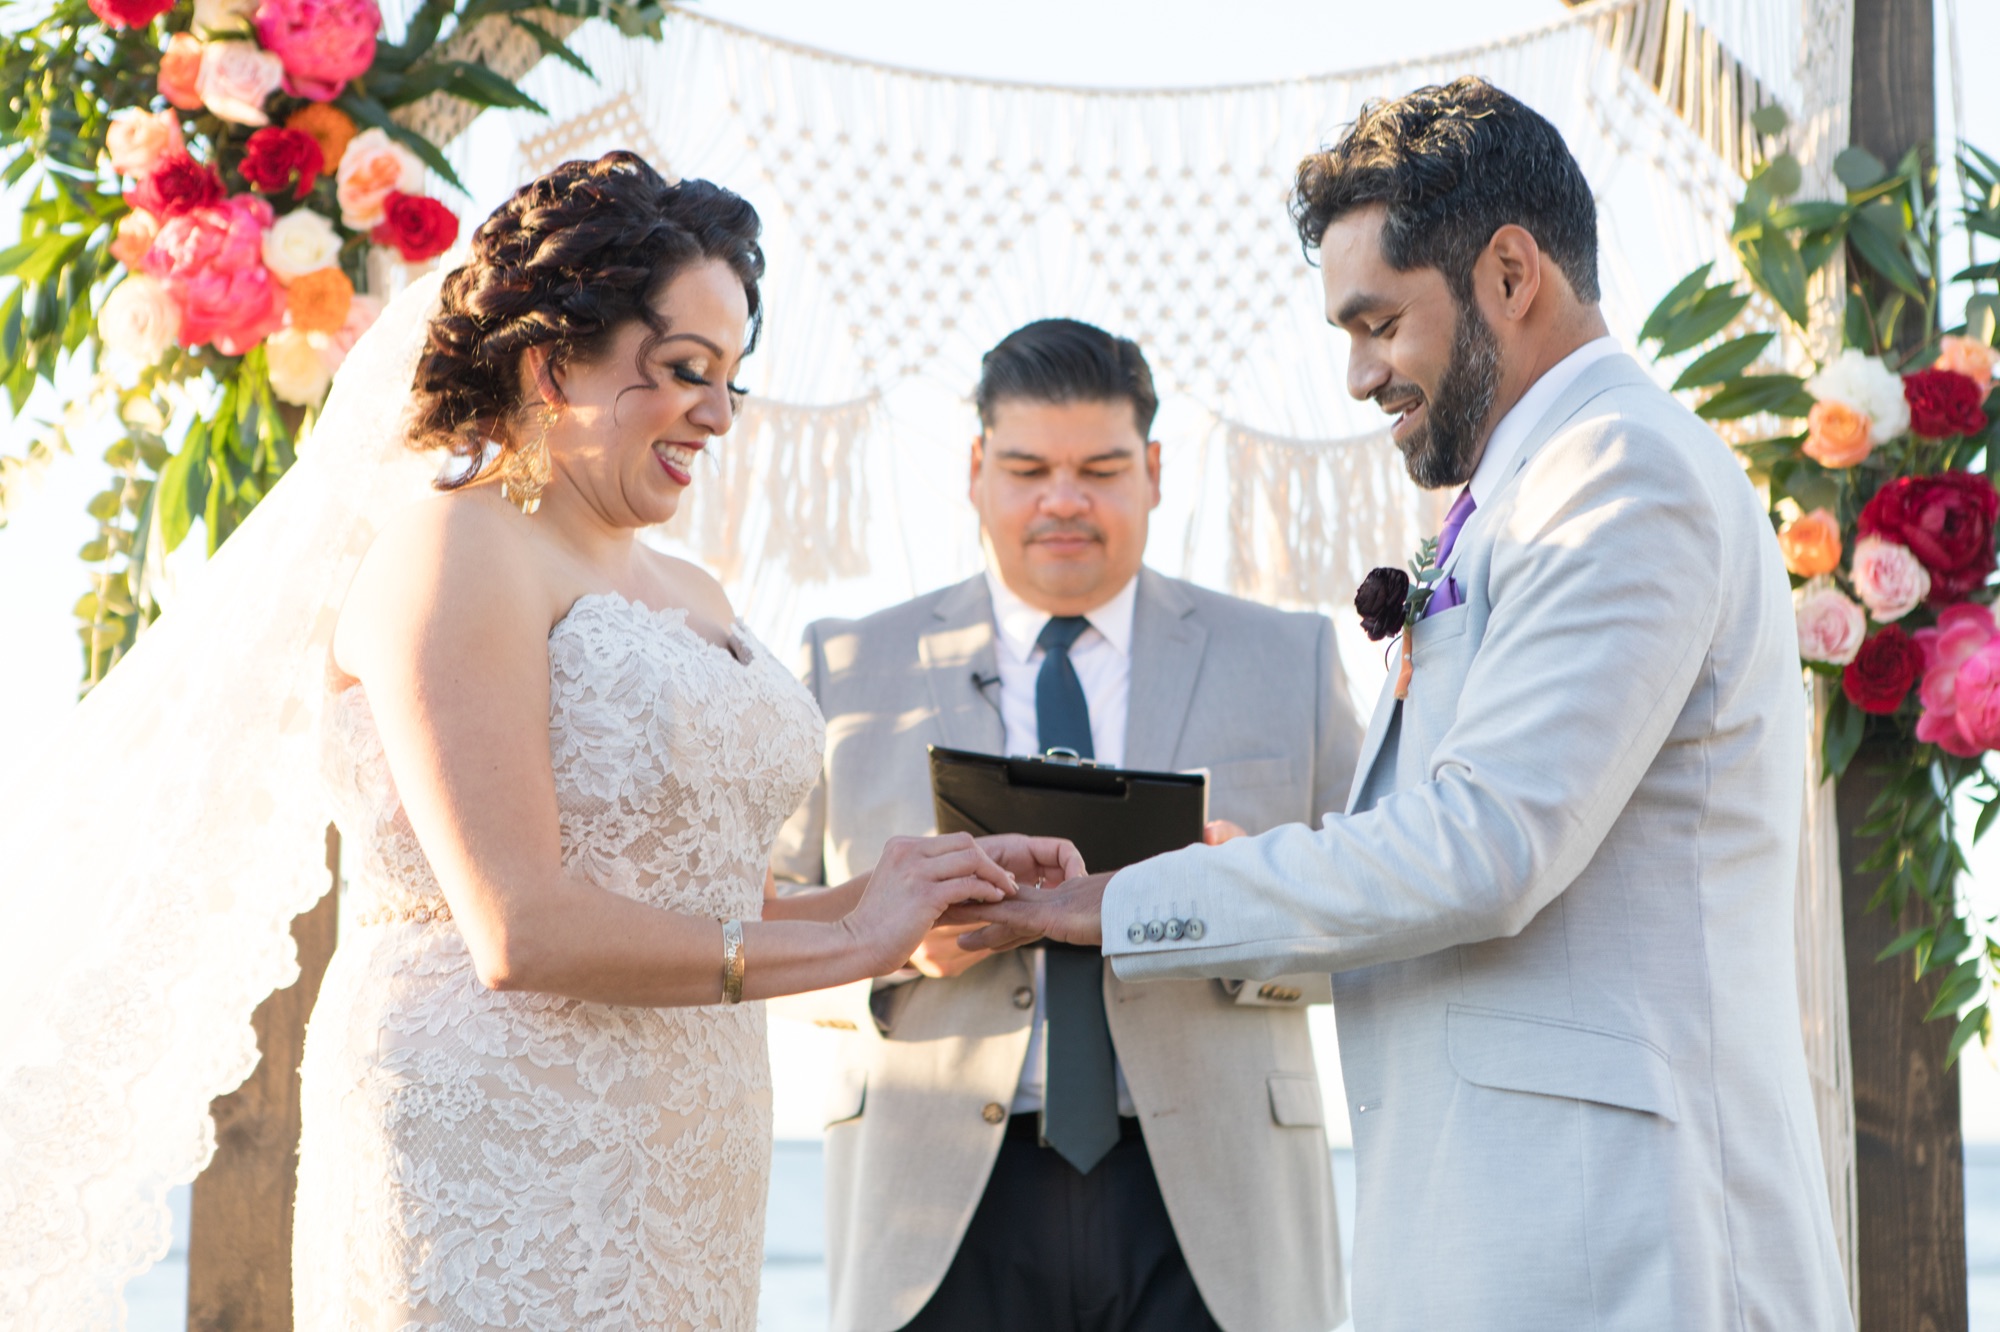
top-left (334, 488), bottom-right (553, 679)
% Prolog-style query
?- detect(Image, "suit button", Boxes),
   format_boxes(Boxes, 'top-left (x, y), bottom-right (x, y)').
top-left (1012, 986), bottom-right (1034, 1010)
top-left (1144, 920), bottom-right (1167, 942)
top-left (1184, 918), bottom-right (1206, 941)
top-left (1126, 923), bottom-right (1147, 945)
top-left (981, 1102), bottom-right (1007, 1125)
top-left (1164, 918), bottom-right (1185, 940)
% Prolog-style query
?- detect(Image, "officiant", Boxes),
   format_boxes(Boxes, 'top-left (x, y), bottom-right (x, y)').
top-left (770, 318), bottom-right (1363, 1332)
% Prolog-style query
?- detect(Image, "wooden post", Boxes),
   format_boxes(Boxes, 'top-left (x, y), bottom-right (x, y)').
top-left (1842, 4), bottom-right (1966, 1329)
top-left (186, 827), bottom-right (341, 1332)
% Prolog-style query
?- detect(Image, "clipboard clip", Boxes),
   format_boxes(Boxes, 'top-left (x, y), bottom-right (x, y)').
top-left (1038, 748), bottom-right (1098, 768)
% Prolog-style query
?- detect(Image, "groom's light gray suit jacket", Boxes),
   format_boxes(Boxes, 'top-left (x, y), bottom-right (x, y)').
top-left (1104, 356), bottom-right (1852, 1330)
top-left (771, 567), bottom-right (1362, 1332)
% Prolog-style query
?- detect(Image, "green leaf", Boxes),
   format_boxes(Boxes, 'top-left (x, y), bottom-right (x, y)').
top-left (1756, 154), bottom-right (1803, 200)
top-left (1695, 375), bottom-right (1813, 420)
top-left (1976, 793), bottom-right (2000, 845)
top-left (1948, 1004), bottom-right (1990, 1067)
top-left (1878, 924), bottom-right (1933, 962)
top-left (440, 62), bottom-right (547, 115)
top-left (1965, 295), bottom-right (2000, 347)
top-left (1640, 263), bottom-right (1715, 345)
top-left (1658, 289), bottom-right (1753, 356)
top-left (1739, 230), bottom-right (1810, 326)
top-left (1823, 691), bottom-right (1865, 779)
top-left (1769, 201), bottom-right (1850, 233)
top-left (509, 16), bottom-right (594, 78)
top-left (1849, 206), bottom-right (1925, 297)
top-left (156, 427), bottom-right (210, 553)
top-left (1672, 333), bottom-right (1775, 390)
top-left (1835, 146), bottom-right (1889, 191)
top-left (1749, 103), bottom-right (1790, 137)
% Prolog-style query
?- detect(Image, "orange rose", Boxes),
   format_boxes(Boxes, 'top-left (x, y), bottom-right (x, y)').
top-left (1778, 507), bottom-right (1843, 578)
top-left (1802, 399), bottom-right (1874, 468)
top-left (110, 209), bottom-right (160, 269)
top-left (1937, 334), bottom-right (1997, 396)
top-left (285, 266), bottom-right (353, 333)
top-left (157, 32), bottom-right (205, 112)
top-left (286, 103), bottom-right (358, 176)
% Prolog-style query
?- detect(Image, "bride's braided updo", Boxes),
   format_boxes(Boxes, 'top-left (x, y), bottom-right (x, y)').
top-left (409, 151), bottom-right (764, 477)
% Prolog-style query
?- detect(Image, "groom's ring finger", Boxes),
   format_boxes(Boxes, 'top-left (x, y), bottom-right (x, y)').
top-left (927, 847), bottom-right (1014, 891)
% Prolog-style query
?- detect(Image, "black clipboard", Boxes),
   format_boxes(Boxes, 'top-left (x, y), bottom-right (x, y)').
top-left (928, 744), bottom-right (1207, 875)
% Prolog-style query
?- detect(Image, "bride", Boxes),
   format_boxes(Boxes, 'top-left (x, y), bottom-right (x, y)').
top-left (281, 152), bottom-right (1076, 1330)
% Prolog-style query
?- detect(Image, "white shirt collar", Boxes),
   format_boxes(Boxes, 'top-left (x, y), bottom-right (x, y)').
top-left (984, 566), bottom-right (1138, 665)
top-left (1467, 335), bottom-right (1623, 508)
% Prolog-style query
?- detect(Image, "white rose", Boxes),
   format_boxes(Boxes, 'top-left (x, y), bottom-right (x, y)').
top-left (195, 40), bottom-right (284, 128)
top-left (1795, 581), bottom-right (1868, 665)
top-left (1850, 536), bottom-right (1931, 622)
top-left (192, 0), bottom-right (257, 33)
top-left (99, 275), bottom-right (182, 367)
top-left (1806, 348), bottom-right (1911, 444)
top-left (261, 209), bottom-right (343, 282)
top-left (266, 326), bottom-right (333, 406)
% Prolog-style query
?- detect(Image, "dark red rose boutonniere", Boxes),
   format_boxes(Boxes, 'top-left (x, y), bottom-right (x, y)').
top-left (1356, 534), bottom-right (1446, 700)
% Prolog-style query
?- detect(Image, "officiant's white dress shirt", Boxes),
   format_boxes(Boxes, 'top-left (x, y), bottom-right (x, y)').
top-left (984, 567), bottom-right (1138, 1117)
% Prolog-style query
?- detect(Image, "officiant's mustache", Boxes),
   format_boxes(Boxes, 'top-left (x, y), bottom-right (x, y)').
top-left (1025, 519), bottom-right (1105, 545)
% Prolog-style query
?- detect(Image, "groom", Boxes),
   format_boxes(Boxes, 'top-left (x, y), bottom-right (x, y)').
top-left (960, 78), bottom-right (1853, 1329)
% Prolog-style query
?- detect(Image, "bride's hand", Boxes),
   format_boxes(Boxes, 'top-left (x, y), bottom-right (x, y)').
top-left (973, 833), bottom-right (1085, 891)
top-left (843, 834), bottom-right (1018, 976)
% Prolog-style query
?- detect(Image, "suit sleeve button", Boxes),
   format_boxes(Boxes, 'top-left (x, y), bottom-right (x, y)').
top-left (1126, 922), bottom-right (1148, 945)
top-left (1012, 986), bottom-right (1035, 1010)
top-left (982, 1102), bottom-right (1007, 1124)
top-left (1184, 918), bottom-right (1206, 941)
top-left (1145, 920), bottom-right (1167, 942)
top-left (1164, 918), bottom-right (1185, 940)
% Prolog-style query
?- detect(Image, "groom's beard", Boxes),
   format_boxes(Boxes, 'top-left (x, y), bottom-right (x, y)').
top-left (1383, 298), bottom-right (1502, 491)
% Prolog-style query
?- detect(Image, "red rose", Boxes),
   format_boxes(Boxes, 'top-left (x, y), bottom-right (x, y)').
top-left (369, 192), bottom-right (458, 262)
top-left (1843, 624), bottom-right (1926, 714)
top-left (124, 154), bottom-right (224, 219)
top-left (1858, 470), bottom-right (2000, 604)
top-left (87, 0), bottom-right (174, 27)
top-left (1904, 367), bottom-right (1991, 439)
top-left (239, 128), bottom-right (322, 201)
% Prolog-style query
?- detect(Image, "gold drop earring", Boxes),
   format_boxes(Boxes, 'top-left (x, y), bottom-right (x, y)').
top-left (501, 404), bottom-right (558, 515)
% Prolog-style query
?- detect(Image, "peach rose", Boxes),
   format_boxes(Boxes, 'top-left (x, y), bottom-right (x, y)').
top-left (285, 103), bottom-right (357, 174)
top-left (196, 40), bottom-right (285, 127)
top-left (157, 33), bottom-right (206, 112)
top-left (284, 266), bottom-right (352, 332)
top-left (1850, 535), bottom-right (1932, 622)
top-left (265, 326), bottom-right (332, 405)
top-left (1795, 582), bottom-right (1867, 665)
top-left (1937, 335), bottom-right (1997, 396)
top-left (98, 274), bottom-right (182, 366)
top-left (1778, 507), bottom-right (1843, 577)
top-left (105, 108), bottom-right (185, 177)
top-left (110, 209), bottom-right (161, 269)
top-left (1802, 399), bottom-right (1874, 468)
top-left (310, 291), bottom-right (380, 374)
top-left (334, 128), bottom-right (423, 229)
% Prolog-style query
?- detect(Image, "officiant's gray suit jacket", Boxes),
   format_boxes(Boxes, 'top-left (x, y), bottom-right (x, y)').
top-left (1102, 355), bottom-right (1852, 1330)
top-left (770, 566), bottom-right (1362, 1332)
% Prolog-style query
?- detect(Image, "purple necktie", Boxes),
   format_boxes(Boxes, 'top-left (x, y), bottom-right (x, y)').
top-left (1424, 488), bottom-right (1477, 617)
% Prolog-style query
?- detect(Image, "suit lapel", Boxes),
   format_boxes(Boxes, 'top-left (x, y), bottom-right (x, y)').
top-left (919, 575), bottom-right (1006, 753)
top-left (1344, 668), bottom-right (1402, 815)
top-left (1125, 569), bottom-right (1207, 772)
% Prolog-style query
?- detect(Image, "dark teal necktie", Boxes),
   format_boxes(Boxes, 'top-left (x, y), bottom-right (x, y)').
top-left (1034, 616), bottom-right (1120, 1174)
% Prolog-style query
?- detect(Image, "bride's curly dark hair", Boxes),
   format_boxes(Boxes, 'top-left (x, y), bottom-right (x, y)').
top-left (409, 151), bottom-right (764, 479)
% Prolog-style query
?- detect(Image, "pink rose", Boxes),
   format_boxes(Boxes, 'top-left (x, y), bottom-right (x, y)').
top-left (195, 40), bottom-right (285, 127)
top-left (254, 0), bottom-right (379, 102)
top-left (334, 127), bottom-right (423, 230)
top-left (311, 292), bottom-right (381, 373)
top-left (1937, 335), bottom-right (1997, 396)
top-left (1913, 603), bottom-right (2000, 757)
top-left (1795, 583), bottom-right (1867, 665)
top-left (1849, 536), bottom-right (1932, 623)
top-left (141, 195), bottom-right (287, 356)
top-left (1956, 640), bottom-right (2000, 753)
top-left (110, 210), bottom-right (161, 269)
top-left (105, 108), bottom-right (185, 177)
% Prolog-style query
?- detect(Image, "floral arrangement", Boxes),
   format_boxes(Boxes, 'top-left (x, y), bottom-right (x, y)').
top-left (0, 0), bottom-right (666, 684)
top-left (1641, 109), bottom-right (2000, 1061)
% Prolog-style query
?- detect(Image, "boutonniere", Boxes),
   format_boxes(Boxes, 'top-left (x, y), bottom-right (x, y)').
top-left (1355, 535), bottom-right (1446, 701)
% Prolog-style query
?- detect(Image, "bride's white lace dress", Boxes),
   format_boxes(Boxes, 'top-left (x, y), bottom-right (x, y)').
top-left (294, 592), bottom-right (825, 1332)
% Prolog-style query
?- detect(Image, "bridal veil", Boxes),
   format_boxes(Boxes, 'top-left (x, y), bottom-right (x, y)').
top-left (0, 272), bottom-right (445, 1325)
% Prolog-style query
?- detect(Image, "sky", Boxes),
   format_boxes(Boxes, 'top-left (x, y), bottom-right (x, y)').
top-left (3, 0), bottom-right (1998, 1141)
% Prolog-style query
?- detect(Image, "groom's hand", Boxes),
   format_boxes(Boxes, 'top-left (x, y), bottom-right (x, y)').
top-left (948, 871), bottom-right (1113, 952)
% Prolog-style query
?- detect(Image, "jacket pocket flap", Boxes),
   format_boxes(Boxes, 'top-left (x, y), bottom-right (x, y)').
top-left (1446, 1004), bottom-right (1678, 1123)
top-left (1267, 1074), bottom-right (1325, 1127)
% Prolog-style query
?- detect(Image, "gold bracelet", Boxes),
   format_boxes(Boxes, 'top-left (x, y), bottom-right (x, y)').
top-left (721, 919), bottom-right (746, 1005)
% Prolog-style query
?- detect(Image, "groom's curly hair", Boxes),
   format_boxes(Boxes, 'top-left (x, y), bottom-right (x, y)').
top-left (1290, 77), bottom-right (1600, 303)
top-left (410, 151), bottom-right (764, 473)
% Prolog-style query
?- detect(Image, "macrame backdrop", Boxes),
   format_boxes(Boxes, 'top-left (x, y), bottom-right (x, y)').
top-left (0, 3), bottom-right (1870, 1325)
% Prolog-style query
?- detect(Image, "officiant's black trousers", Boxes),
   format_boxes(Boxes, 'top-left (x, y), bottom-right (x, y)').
top-left (900, 1114), bottom-right (1224, 1332)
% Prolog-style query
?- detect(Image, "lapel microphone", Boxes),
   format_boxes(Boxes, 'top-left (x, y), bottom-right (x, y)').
top-left (970, 670), bottom-right (1002, 694)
